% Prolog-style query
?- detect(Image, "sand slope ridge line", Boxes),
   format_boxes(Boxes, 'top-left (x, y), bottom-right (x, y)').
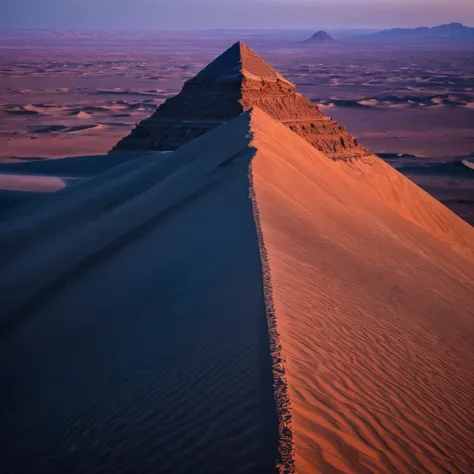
top-left (249, 160), bottom-right (295, 474)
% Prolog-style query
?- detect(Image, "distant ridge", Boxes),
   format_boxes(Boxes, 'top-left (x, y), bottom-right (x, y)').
top-left (112, 41), bottom-right (367, 161)
top-left (304, 31), bottom-right (334, 43)
top-left (371, 22), bottom-right (474, 41)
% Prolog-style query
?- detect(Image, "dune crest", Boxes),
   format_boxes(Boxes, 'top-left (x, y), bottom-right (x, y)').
top-left (112, 42), bottom-right (367, 161)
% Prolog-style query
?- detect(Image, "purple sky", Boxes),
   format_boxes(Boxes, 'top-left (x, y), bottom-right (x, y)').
top-left (1, 0), bottom-right (473, 30)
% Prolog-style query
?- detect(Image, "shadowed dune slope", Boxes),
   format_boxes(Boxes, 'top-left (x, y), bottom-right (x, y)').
top-left (0, 153), bottom-right (162, 213)
top-left (0, 112), bottom-right (279, 474)
top-left (248, 108), bottom-right (474, 473)
top-left (0, 152), bottom-right (140, 178)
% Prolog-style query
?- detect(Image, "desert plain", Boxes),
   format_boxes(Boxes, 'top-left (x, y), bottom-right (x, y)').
top-left (0, 29), bottom-right (473, 474)
top-left (1, 30), bottom-right (473, 223)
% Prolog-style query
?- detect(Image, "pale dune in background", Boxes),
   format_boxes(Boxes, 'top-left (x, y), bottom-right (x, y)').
top-left (0, 174), bottom-right (66, 192)
top-left (463, 158), bottom-right (474, 171)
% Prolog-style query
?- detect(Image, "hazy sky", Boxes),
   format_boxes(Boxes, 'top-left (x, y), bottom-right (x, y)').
top-left (1, 0), bottom-right (473, 30)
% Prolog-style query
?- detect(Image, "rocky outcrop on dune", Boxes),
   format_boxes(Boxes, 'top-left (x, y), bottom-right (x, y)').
top-left (304, 31), bottom-right (335, 43)
top-left (112, 41), bottom-right (367, 161)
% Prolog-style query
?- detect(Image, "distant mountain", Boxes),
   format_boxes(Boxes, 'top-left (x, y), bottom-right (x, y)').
top-left (371, 23), bottom-right (474, 42)
top-left (304, 31), bottom-right (334, 43)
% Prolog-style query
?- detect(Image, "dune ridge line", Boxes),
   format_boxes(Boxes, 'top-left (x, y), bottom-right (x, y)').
top-left (248, 121), bottom-right (295, 473)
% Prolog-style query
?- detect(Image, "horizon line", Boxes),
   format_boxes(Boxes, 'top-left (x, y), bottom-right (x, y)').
top-left (0, 22), bottom-right (473, 33)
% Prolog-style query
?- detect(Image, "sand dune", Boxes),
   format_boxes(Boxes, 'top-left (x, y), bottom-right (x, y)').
top-left (0, 152), bottom-right (140, 178)
top-left (31, 124), bottom-right (68, 133)
top-left (2, 102), bottom-right (152, 121)
top-left (0, 174), bottom-right (66, 192)
top-left (95, 88), bottom-right (161, 97)
top-left (398, 158), bottom-right (474, 179)
top-left (379, 156), bottom-right (474, 227)
top-left (5, 105), bottom-right (39, 115)
top-left (0, 189), bottom-right (43, 213)
top-left (318, 95), bottom-right (473, 109)
top-left (67, 123), bottom-right (104, 133)
top-left (75, 110), bottom-right (93, 119)
top-left (358, 99), bottom-right (381, 107)
top-left (336, 155), bottom-right (474, 261)
top-left (463, 158), bottom-right (474, 171)
top-left (248, 108), bottom-right (474, 473)
top-left (1, 107), bottom-right (473, 473)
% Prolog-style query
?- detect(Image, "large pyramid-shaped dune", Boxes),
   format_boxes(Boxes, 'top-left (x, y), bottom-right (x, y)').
top-left (111, 42), bottom-right (474, 262)
top-left (112, 42), bottom-right (367, 161)
top-left (2, 106), bottom-right (474, 473)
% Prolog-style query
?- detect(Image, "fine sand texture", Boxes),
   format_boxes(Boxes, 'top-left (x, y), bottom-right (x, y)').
top-left (248, 108), bottom-right (474, 473)
top-left (1, 107), bottom-right (474, 473)
top-left (0, 113), bottom-right (279, 474)
top-left (337, 154), bottom-right (474, 262)
top-left (393, 157), bottom-right (474, 227)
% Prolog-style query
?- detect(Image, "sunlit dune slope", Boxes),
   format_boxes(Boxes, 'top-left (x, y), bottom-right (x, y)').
top-left (249, 107), bottom-right (474, 473)
top-left (337, 154), bottom-right (474, 262)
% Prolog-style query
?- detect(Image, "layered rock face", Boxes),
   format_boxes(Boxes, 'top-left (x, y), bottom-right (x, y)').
top-left (112, 42), bottom-right (368, 161)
